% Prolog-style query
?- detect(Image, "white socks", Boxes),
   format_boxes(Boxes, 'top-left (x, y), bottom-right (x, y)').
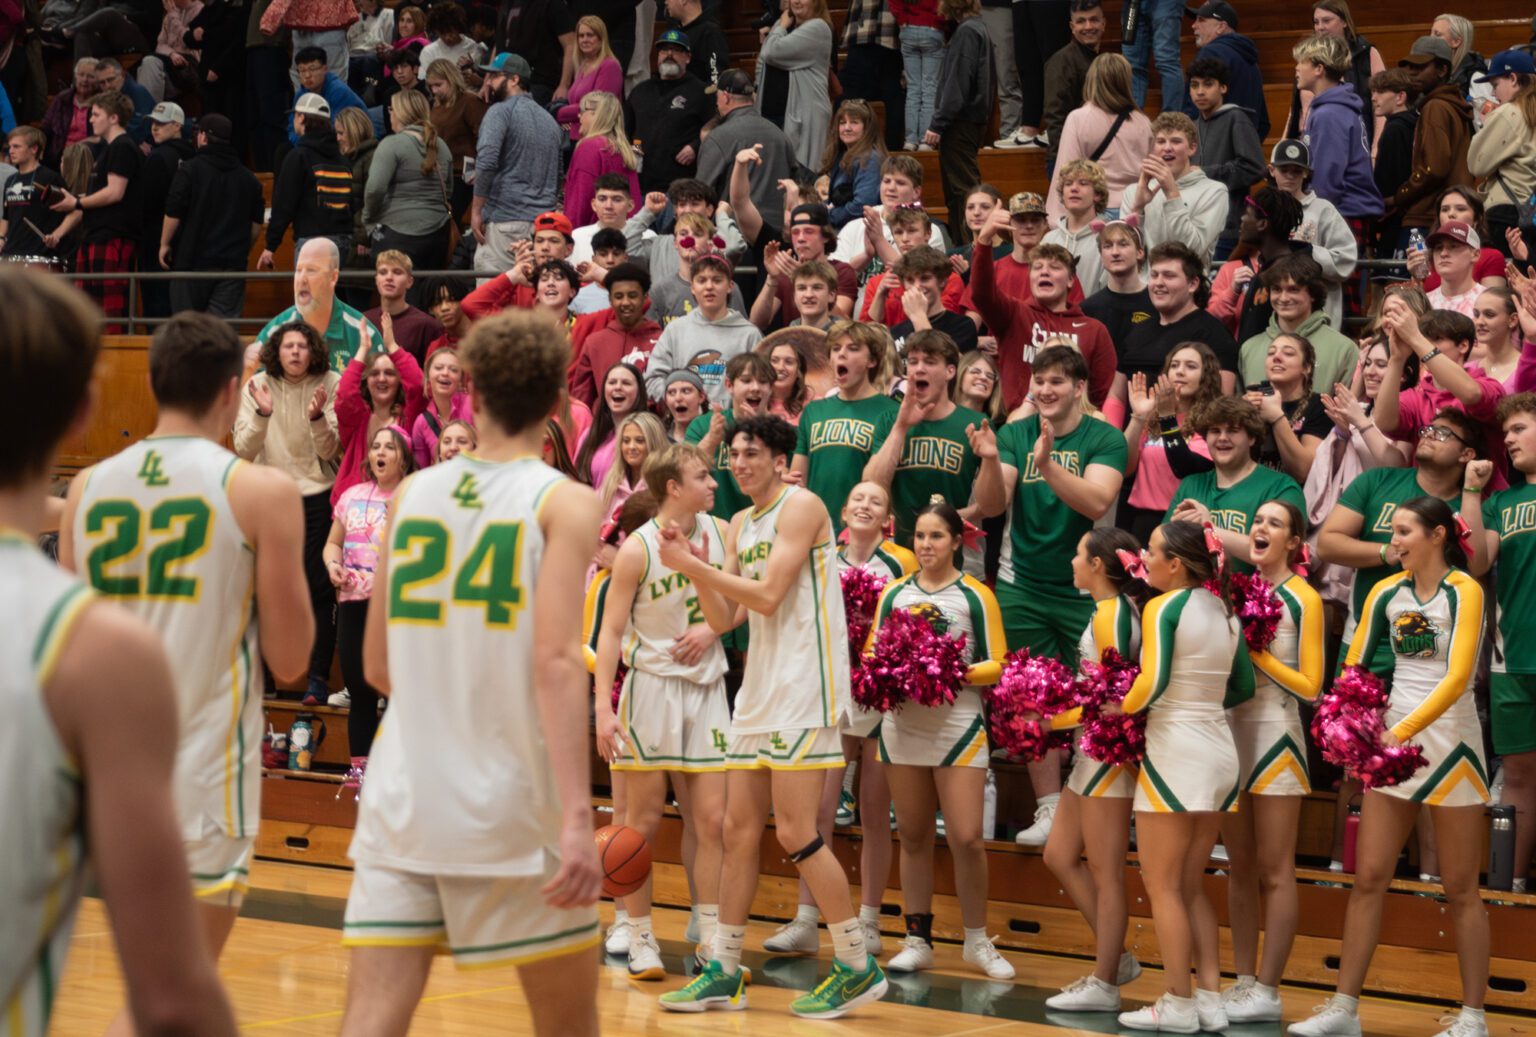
top-left (1328, 993), bottom-right (1360, 1014)
top-left (629, 914), bottom-right (652, 936)
top-left (828, 917), bottom-right (867, 969)
top-left (713, 923), bottom-right (746, 975)
top-left (963, 925), bottom-right (988, 945)
top-left (794, 903), bottom-right (819, 925)
top-left (696, 903), bottom-right (718, 948)
top-left (842, 760), bottom-right (859, 794)
top-left (858, 904), bottom-right (881, 924)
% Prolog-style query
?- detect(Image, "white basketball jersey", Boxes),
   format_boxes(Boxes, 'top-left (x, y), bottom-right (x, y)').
top-left (731, 487), bottom-right (851, 734)
top-left (0, 536), bottom-right (92, 1036)
top-left (624, 515), bottom-right (730, 684)
top-left (73, 436), bottom-right (260, 840)
top-left (350, 455), bottom-right (571, 877)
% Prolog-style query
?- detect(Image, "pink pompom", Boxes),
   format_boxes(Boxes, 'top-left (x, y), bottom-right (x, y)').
top-left (611, 664), bottom-right (627, 712)
top-left (986, 649), bottom-right (1077, 760)
top-left (854, 608), bottom-right (970, 713)
top-left (841, 566), bottom-right (888, 665)
top-left (1310, 665), bottom-right (1427, 789)
top-left (1231, 572), bottom-right (1283, 654)
top-left (1076, 647), bottom-right (1147, 765)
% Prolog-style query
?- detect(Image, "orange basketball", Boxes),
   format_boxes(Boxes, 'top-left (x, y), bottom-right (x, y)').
top-left (595, 824), bottom-right (651, 898)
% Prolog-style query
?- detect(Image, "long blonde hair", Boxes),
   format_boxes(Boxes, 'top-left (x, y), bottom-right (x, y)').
top-left (579, 91), bottom-right (637, 171)
top-left (575, 15), bottom-right (616, 72)
top-left (1433, 13), bottom-right (1474, 70)
top-left (391, 89), bottom-right (441, 177)
top-left (335, 106), bottom-right (375, 156)
top-left (424, 57), bottom-right (469, 106)
top-left (599, 411), bottom-right (668, 509)
top-left (1083, 52), bottom-right (1137, 116)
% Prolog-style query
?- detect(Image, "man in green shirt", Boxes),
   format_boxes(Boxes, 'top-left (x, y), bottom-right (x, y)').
top-left (1166, 396), bottom-right (1306, 573)
top-left (972, 345), bottom-right (1126, 846)
top-left (250, 238), bottom-right (377, 374)
top-left (862, 329), bottom-right (983, 546)
top-left (793, 320), bottom-right (898, 531)
top-left (1465, 393), bottom-right (1536, 888)
top-left (686, 352), bottom-right (773, 521)
top-left (1318, 406), bottom-right (1479, 673)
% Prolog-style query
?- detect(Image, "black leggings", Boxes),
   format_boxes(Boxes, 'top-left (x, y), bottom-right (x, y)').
top-left (1013, 1), bottom-right (1073, 129)
top-left (302, 490), bottom-right (338, 683)
top-left (337, 599), bottom-right (382, 758)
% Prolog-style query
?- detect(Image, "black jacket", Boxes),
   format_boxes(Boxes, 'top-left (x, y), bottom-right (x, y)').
top-left (267, 128), bottom-right (354, 249)
top-left (1373, 109), bottom-right (1418, 203)
top-left (624, 72), bottom-right (709, 195)
top-left (184, 0), bottom-right (245, 86)
top-left (137, 135), bottom-right (196, 249)
top-left (164, 141), bottom-right (264, 270)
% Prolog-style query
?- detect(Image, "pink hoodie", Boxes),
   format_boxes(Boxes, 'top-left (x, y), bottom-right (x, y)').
top-left (1047, 104), bottom-right (1154, 225)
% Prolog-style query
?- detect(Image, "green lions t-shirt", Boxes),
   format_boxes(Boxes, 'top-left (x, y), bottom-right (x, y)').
top-left (254, 300), bottom-right (378, 374)
top-left (1484, 479), bottom-right (1536, 673)
top-left (685, 411), bottom-right (751, 520)
top-left (890, 403), bottom-right (985, 546)
top-left (1164, 465), bottom-right (1306, 575)
top-left (795, 393), bottom-right (900, 532)
top-left (996, 414), bottom-right (1128, 593)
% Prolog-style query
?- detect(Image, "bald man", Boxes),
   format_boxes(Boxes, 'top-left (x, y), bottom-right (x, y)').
top-left (249, 238), bottom-right (379, 375)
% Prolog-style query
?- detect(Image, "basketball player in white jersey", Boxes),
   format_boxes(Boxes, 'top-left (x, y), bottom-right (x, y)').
top-left (0, 269), bottom-right (237, 1035)
top-left (655, 415), bottom-right (888, 1020)
top-left (59, 312), bottom-right (314, 1035)
top-left (339, 310), bottom-right (604, 1037)
top-left (593, 442), bottom-right (730, 981)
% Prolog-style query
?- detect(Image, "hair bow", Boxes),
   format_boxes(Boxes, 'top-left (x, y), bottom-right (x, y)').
top-left (386, 423), bottom-right (411, 442)
top-left (1116, 548), bottom-right (1148, 581)
top-left (1454, 514), bottom-right (1474, 556)
top-left (961, 519), bottom-right (985, 553)
top-left (1203, 521), bottom-right (1227, 576)
top-left (1295, 542), bottom-right (1313, 578)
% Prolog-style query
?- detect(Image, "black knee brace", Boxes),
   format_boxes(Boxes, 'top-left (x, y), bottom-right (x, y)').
top-left (788, 834), bottom-right (825, 863)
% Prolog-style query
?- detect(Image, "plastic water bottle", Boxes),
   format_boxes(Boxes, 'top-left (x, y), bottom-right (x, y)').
top-left (1489, 805), bottom-right (1516, 891)
top-left (1408, 227), bottom-right (1427, 255)
top-left (982, 769), bottom-right (998, 841)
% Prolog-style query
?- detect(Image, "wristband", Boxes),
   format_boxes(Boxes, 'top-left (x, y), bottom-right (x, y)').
top-left (1420, 347), bottom-right (1441, 364)
top-left (1379, 543), bottom-right (1389, 564)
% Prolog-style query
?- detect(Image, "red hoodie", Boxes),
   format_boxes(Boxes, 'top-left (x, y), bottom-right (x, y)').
top-left (568, 315), bottom-right (664, 406)
top-left (970, 246), bottom-right (1116, 412)
top-left (461, 275), bottom-right (535, 322)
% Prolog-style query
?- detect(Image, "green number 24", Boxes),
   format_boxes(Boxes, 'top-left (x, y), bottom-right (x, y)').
top-left (83, 497), bottom-right (211, 600)
top-left (388, 518), bottom-right (525, 628)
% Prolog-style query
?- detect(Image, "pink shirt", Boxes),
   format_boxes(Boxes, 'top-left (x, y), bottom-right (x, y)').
top-left (410, 392), bottom-right (474, 469)
top-left (1392, 363), bottom-right (1509, 488)
top-left (557, 57), bottom-right (624, 140)
top-left (564, 137), bottom-right (641, 228)
top-left (1048, 104), bottom-right (1154, 224)
top-left (333, 482), bottom-right (394, 602)
top-left (1128, 423), bottom-right (1210, 512)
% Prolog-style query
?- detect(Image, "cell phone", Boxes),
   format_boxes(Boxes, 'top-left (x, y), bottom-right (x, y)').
top-left (1247, 381), bottom-right (1275, 396)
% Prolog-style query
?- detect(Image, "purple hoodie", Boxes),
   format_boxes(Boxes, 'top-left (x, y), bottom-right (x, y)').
top-left (1303, 84), bottom-right (1383, 220)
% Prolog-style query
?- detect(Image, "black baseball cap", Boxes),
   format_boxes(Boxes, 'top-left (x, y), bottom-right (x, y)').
top-left (1186, 0), bottom-right (1238, 27)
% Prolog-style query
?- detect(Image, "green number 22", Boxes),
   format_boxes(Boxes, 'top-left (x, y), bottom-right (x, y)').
top-left (388, 518), bottom-right (525, 628)
top-left (84, 497), bottom-right (211, 600)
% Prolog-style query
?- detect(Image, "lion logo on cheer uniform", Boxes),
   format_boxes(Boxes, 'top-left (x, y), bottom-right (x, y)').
top-left (1391, 611), bottom-right (1440, 659)
top-left (903, 600), bottom-right (954, 636)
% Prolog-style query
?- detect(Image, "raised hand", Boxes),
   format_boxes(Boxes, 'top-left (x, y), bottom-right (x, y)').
top-left (965, 420), bottom-right (998, 460)
top-left (248, 378), bottom-right (274, 416)
top-left (1033, 417), bottom-right (1055, 472)
top-left (645, 191), bottom-right (668, 214)
top-left (309, 385), bottom-right (328, 421)
top-left (1465, 458), bottom-right (1494, 492)
top-left (1127, 372), bottom-right (1156, 423)
top-left (735, 143), bottom-right (763, 167)
top-left (895, 386), bottom-right (936, 429)
top-left (1153, 374), bottom-right (1179, 418)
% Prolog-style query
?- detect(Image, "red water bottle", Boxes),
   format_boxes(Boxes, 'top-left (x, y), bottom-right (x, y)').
top-left (1342, 806), bottom-right (1361, 873)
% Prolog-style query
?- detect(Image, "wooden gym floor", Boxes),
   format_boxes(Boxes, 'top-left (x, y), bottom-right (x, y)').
top-left (48, 859), bottom-right (1536, 1036)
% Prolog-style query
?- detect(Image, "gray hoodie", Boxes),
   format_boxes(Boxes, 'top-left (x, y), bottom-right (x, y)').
top-left (644, 307), bottom-right (764, 406)
top-left (1139, 167), bottom-right (1230, 264)
top-left (1295, 191), bottom-right (1358, 333)
top-left (1195, 103), bottom-right (1266, 231)
top-left (1043, 219), bottom-right (1106, 297)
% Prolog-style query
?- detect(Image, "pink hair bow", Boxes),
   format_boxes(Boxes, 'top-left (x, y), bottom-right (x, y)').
top-left (1115, 548), bottom-right (1148, 581)
top-left (1203, 521), bottom-right (1227, 576)
top-left (1295, 543), bottom-right (1313, 578)
top-left (961, 520), bottom-right (985, 553)
top-left (1454, 514), bottom-right (1474, 556)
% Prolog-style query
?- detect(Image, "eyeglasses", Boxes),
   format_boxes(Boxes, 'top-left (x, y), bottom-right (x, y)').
top-left (677, 234), bottom-right (726, 250)
top-left (1418, 424), bottom-right (1472, 446)
top-left (967, 368), bottom-right (997, 384)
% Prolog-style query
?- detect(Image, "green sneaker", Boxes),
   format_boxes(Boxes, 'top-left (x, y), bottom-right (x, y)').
top-left (835, 788), bottom-right (857, 827)
top-left (790, 955), bottom-right (889, 1019)
top-left (659, 959), bottom-right (748, 1013)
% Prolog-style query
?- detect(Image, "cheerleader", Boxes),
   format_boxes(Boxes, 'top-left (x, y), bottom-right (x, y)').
top-left (1042, 528), bottom-right (1148, 1012)
top-left (868, 500), bottom-right (1014, 980)
top-left (1114, 520), bottom-right (1254, 1034)
top-left (1222, 500), bottom-right (1325, 1022)
top-left (766, 481), bottom-right (914, 957)
top-left (1291, 498), bottom-right (1488, 1037)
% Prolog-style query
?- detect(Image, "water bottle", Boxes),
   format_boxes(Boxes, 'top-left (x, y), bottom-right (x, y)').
top-left (982, 769), bottom-right (998, 840)
top-left (1488, 805), bottom-right (1516, 891)
top-left (1121, 0), bottom-right (1140, 46)
top-left (288, 714), bottom-right (326, 772)
top-left (1342, 805), bottom-right (1361, 873)
top-left (1407, 227), bottom-right (1426, 255)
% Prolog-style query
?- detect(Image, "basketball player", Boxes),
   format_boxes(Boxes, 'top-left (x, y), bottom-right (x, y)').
top-left (655, 415), bottom-right (889, 1019)
top-left (593, 443), bottom-right (730, 980)
top-left (339, 310), bottom-right (604, 1037)
top-left (1, 269), bottom-right (238, 1035)
top-left (59, 311), bottom-right (313, 1035)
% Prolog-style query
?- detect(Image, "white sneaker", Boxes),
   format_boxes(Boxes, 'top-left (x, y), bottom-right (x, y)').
top-left (1195, 988), bottom-right (1228, 1031)
top-left (887, 935), bottom-right (935, 972)
top-left (1026, 132), bottom-right (1049, 148)
top-left (327, 688), bottom-right (351, 708)
top-left (1328, 859), bottom-right (1345, 873)
top-left (962, 935), bottom-right (1015, 980)
top-left (935, 811), bottom-right (946, 838)
top-left (1047, 975), bottom-right (1121, 1011)
top-left (1433, 1011), bottom-right (1490, 1037)
top-left (994, 132), bottom-right (1026, 148)
top-left (628, 930), bottom-right (666, 980)
top-left (1209, 843), bottom-right (1229, 863)
top-left (1225, 983), bottom-right (1283, 1022)
top-left (1014, 794), bottom-right (1058, 846)
top-left (1118, 951), bottom-right (1142, 985)
top-left (604, 917), bottom-right (631, 956)
top-left (1221, 976), bottom-right (1254, 1002)
top-left (1288, 1001), bottom-right (1362, 1037)
top-left (1120, 994), bottom-right (1200, 1033)
top-left (860, 917), bottom-right (883, 957)
top-left (762, 916), bottom-right (819, 954)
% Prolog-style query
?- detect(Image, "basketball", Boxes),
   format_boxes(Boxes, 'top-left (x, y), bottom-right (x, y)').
top-left (595, 823), bottom-right (651, 898)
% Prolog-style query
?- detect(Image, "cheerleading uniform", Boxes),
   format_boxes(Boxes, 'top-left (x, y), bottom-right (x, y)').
top-left (1060, 595), bottom-right (1142, 799)
top-left (838, 541), bottom-right (918, 737)
top-left (1345, 569), bottom-right (1488, 807)
top-left (1231, 573), bottom-right (1325, 796)
top-left (1123, 587), bottom-right (1253, 813)
top-left (867, 573), bottom-right (1007, 769)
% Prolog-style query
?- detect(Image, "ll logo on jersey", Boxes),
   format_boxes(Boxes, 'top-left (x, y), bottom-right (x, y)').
top-left (137, 451), bottom-right (170, 487)
top-left (452, 473), bottom-right (483, 510)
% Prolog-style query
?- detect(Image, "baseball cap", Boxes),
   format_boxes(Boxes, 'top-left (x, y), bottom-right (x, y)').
top-left (532, 211), bottom-right (574, 240)
top-left (1475, 48), bottom-right (1536, 82)
top-left (198, 113), bottom-right (233, 142)
top-left (1400, 36), bottom-right (1454, 67)
top-left (1008, 192), bottom-right (1047, 217)
top-left (716, 68), bottom-right (756, 97)
top-left (655, 28), bottom-right (691, 51)
top-left (294, 93), bottom-right (331, 118)
top-left (1427, 220), bottom-right (1482, 251)
top-left (1185, 0), bottom-right (1238, 27)
top-left (1270, 138), bottom-right (1311, 169)
top-left (149, 101), bottom-right (185, 124)
top-left (477, 52), bottom-right (534, 80)
top-left (790, 203), bottom-right (831, 227)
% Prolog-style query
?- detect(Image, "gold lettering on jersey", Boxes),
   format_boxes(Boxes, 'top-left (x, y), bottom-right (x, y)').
top-left (1210, 509), bottom-right (1249, 533)
top-left (648, 572), bottom-right (695, 599)
top-left (137, 450), bottom-right (170, 487)
top-left (738, 541), bottom-right (772, 574)
top-left (810, 418), bottom-right (876, 452)
top-left (1020, 449), bottom-right (1083, 483)
top-left (452, 473), bottom-right (483, 509)
top-left (1370, 502), bottom-right (1399, 535)
top-left (1499, 501), bottom-right (1536, 539)
top-left (900, 436), bottom-right (964, 474)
